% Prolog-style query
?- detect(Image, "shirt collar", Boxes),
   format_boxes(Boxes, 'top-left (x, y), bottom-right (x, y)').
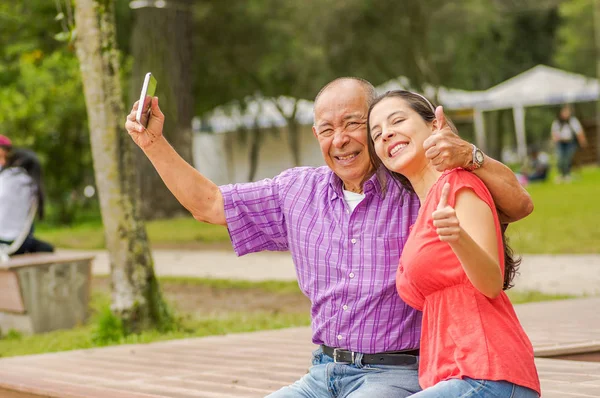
top-left (328, 169), bottom-right (385, 200)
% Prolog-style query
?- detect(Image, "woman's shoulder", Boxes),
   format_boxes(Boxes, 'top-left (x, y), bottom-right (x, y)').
top-left (439, 168), bottom-right (486, 189)
top-left (436, 168), bottom-right (492, 207)
top-left (0, 168), bottom-right (33, 185)
top-left (569, 116), bottom-right (582, 128)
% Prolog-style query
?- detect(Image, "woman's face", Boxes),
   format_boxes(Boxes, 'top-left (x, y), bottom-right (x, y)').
top-left (369, 97), bottom-right (435, 174)
top-left (560, 106), bottom-right (571, 120)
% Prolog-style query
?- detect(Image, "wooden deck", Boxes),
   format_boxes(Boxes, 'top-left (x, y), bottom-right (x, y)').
top-left (0, 298), bottom-right (599, 397)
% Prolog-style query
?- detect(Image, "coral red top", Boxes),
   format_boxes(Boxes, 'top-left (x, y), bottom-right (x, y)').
top-left (397, 169), bottom-right (540, 394)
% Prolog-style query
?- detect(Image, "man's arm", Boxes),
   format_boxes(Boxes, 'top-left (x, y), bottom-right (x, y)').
top-left (125, 97), bottom-right (226, 226)
top-left (424, 106), bottom-right (533, 223)
top-left (471, 154), bottom-right (533, 223)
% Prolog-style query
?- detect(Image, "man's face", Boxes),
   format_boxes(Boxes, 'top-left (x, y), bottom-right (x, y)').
top-left (312, 82), bottom-right (374, 192)
top-left (0, 147), bottom-right (8, 168)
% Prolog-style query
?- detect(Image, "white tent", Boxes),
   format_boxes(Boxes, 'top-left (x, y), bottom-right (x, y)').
top-left (443, 65), bottom-right (600, 160)
top-left (202, 96), bottom-right (314, 134)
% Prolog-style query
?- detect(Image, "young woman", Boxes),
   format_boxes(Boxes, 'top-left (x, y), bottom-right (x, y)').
top-left (367, 91), bottom-right (540, 397)
top-left (0, 148), bottom-right (54, 255)
top-left (551, 104), bottom-right (587, 183)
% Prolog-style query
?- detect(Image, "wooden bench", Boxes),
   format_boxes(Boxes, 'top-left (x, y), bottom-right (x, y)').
top-left (0, 253), bottom-right (94, 335)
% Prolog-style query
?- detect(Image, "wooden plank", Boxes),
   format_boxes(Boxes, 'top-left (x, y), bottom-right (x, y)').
top-left (0, 271), bottom-right (25, 313)
top-left (0, 387), bottom-right (51, 398)
top-left (549, 351), bottom-right (600, 362)
top-left (0, 253), bottom-right (94, 271)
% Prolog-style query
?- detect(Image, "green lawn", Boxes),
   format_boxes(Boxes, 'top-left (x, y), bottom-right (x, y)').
top-left (507, 166), bottom-right (600, 254)
top-left (37, 216), bottom-right (230, 250)
top-left (0, 309), bottom-right (310, 358)
top-left (38, 166), bottom-right (600, 254)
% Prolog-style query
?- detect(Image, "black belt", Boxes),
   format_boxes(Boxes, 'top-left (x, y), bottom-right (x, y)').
top-left (321, 345), bottom-right (419, 366)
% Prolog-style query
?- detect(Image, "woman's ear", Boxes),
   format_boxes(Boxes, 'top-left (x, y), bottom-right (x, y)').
top-left (430, 118), bottom-right (439, 133)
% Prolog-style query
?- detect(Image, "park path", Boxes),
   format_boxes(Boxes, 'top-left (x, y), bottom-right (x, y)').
top-left (59, 248), bottom-right (600, 296)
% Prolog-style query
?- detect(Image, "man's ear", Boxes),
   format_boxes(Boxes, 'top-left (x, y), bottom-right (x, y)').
top-left (312, 126), bottom-right (318, 139)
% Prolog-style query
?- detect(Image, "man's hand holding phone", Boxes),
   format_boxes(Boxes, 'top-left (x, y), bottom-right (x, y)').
top-left (135, 73), bottom-right (157, 126)
top-left (125, 72), bottom-right (165, 150)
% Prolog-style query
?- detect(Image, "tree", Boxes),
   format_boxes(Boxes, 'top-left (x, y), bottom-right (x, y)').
top-left (192, 0), bottom-right (330, 167)
top-left (73, 0), bottom-right (171, 333)
top-left (554, 0), bottom-right (594, 77)
top-left (0, 0), bottom-right (95, 224)
top-left (129, 0), bottom-right (195, 219)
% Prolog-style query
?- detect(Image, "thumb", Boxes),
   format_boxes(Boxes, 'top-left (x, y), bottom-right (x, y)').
top-left (150, 96), bottom-right (164, 119)
top-left (437, 182), bottom-right (450, 210)
top-left (435, 105), bottom-right (447, 132)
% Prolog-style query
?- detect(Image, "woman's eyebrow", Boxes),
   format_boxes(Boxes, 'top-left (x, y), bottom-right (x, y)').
top-left (387, 111), bottom-right (406, 120)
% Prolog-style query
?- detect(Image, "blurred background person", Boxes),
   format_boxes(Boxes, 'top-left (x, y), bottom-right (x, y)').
top-left (0, 148), bottom-right (54, 255)
top-left (526, 146), bottom-right (550, 183)
top-left (551, 104), bottom-right (588, 183)
top-left (0, 134), bottom-right (12, 171)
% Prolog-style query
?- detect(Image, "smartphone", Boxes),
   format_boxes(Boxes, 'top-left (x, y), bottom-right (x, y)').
top-left (135, 72), bottom-right (158, 126)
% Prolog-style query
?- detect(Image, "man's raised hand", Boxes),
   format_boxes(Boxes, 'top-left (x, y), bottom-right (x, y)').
top-left (423, 106), bottom-right (472, 172)
top-left (124, 96), bottom-right (165, 150)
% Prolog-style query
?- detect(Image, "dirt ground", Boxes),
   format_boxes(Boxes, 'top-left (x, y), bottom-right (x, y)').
top-left (91, 277), bottom-right (311, 316)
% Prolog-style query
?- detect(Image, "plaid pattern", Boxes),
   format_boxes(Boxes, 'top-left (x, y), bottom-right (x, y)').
top-left (220, 166), bottom-right (422, 353)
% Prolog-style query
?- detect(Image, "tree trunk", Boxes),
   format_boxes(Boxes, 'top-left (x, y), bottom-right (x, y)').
top-left (74, 0), bottom-right (171, 333)
top-left (287, 120), bottom-right (301, 167)
top-left (247, 125), bottom-right (262, 181)
top-left (273, 99), bottom-right (301, 167)
top-left (129, 0), bottom-right (195, 220)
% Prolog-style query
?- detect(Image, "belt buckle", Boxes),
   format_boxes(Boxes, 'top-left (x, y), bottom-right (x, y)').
top-left (332, 348), bottom-right (353, 364)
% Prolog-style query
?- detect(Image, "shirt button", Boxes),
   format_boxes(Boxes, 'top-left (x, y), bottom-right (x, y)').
top-left (343, 305), bottom-right (348, 311)
top-left (351, 238), bottom-right (357, 244)
top-left (346, 209), bottom-right (350, 214)
top-left (337, 334), bottom-right (343, 340)
top-left (349, 272), bottom-right (355, 279)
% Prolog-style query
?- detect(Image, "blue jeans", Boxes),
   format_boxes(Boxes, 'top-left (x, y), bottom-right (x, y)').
top-left (266, 347), bottom-right (421, 398)
top-left (410, 377), bottom-right (539, 398)
top-left (557, 140), bottom-right (578, 177)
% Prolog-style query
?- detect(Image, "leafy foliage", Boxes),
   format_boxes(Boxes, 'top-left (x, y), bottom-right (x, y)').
top-left (1, 0), bottom-right (595, 224)
top-left (554, 0), bottom-right (595, 76)
top-left (0, 1), bottom-right (92, 223)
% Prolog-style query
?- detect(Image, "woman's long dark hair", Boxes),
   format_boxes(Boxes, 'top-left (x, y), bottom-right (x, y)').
top-left (2, 148), bottom-right (47, 219)
top-left (366, 90), bottom-right (520, 290)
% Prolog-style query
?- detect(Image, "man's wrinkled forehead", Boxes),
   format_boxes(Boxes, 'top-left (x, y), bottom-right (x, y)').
top-left (314, 88), bottom-right (368, 124)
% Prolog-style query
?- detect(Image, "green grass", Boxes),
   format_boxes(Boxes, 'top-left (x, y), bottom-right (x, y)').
top-left (37, 216), bottom-right (230, 250)
top-left (0, 311), bottom-right (310, 358)
top-left (158, 276), bottom-right (303, 294)
top-left (507, 290), bottom-right (574, 304)
top-left (507, 166), bottom-right (600, 254)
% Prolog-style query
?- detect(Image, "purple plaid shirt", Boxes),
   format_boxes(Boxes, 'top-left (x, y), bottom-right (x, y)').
top-left (220, 166), bottom-right (422, 353)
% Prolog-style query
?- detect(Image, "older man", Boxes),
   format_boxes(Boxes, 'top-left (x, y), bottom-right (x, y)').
top-left (125, 77), bottom-right (532, 397)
